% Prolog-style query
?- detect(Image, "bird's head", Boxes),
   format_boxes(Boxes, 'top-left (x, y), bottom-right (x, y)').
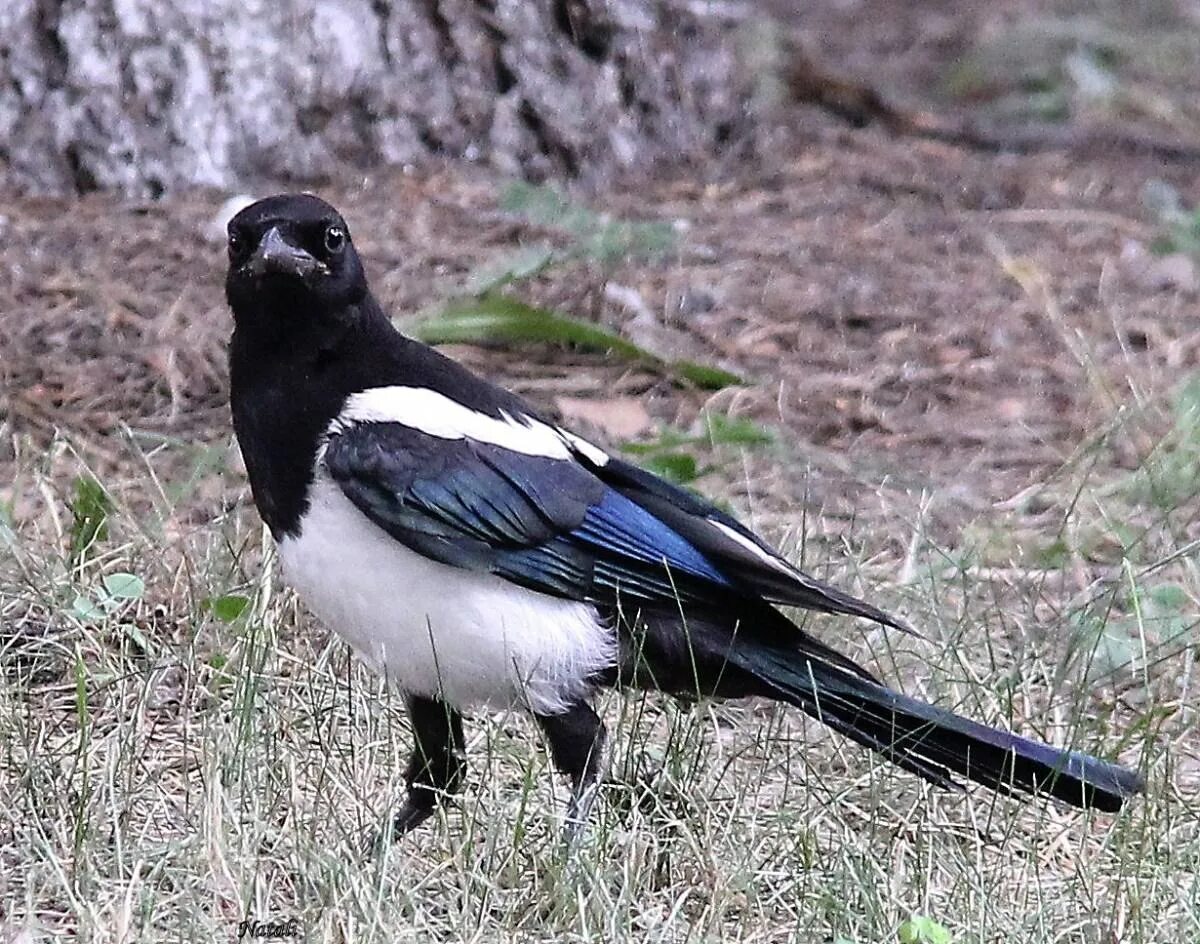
top-left (225, 193), bottom-right (369, 330)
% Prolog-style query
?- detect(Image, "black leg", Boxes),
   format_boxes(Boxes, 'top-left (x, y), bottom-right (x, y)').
top-left (535, 701), bottom-right (607, 841)
top-left (390, 694), bottom-right (466, 838)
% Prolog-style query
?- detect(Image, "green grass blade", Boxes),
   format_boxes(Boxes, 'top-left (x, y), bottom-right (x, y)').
top-left (463, 245), bottom-right (558, 295)
top-left (412, 293), bottom-right (645, 359)
top-left (669, 360), bottom-right (745, 391)
top-left (69, 474), bottom-right (112, 568)
top-left (410, 293), bottom-right (743, 390)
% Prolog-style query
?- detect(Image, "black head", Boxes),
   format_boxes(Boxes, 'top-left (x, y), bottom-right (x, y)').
top-left (225, 193), bottom-right (369, 331)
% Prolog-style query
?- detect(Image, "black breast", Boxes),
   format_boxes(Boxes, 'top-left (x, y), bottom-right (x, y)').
top-left (229, 342), bottom-right (344, 539)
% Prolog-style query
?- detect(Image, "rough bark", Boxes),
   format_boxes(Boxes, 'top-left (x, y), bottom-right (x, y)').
top-left (0, 0), bottom-right (749, 195)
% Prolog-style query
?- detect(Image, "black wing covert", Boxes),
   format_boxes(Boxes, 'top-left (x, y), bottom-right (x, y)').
top-left (323, 422), bottom-right (736, 606)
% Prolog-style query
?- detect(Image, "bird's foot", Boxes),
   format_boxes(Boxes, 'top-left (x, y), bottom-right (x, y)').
top-left (365, 798), bottom-right (435, 855)
top-left (561, 778), bottom-right (602, 849)
top-left (392, 799), bottom-right (436, 836)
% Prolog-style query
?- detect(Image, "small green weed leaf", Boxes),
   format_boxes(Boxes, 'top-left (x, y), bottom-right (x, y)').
top-left (122, 624), bottom-right (152, 655)
top-left (1068, 610), bottom-right (1140, 681)
top-left (69, 475), bottom-right (112, 566)
top-left (1149, 234), bottom-right (1179, 255)
top-left (0, 500), bottom-right (15, 552)
top-left (623, 413), bottom-right (772, 458)
top-left (1157, 213), bottom-right (1200, 258)
top-left (1065, 49), bottom-right (1116, 104)
top-left (207, 651), bottom-right (237, 697)
top-left (704, 413), bottom-right (775, 447)
top-left (464, 245), bottom-right (557, 295)
top-left (1148, 583), bottom-right (1189, 612)
top-left (670, 360), bottom-right (744, 390)
top-left (641, 452), bottom-right (699, 484)
top-left (1144, 179), bottom-right (1185, 221)
top-left (898, 916), bottom-right (952, 944)
top-left (102, 573), bottom-right (145, 602)
top-left (1145, 181), bottom-right (1200, 257)
top-left (1033, 537), bottom-right (1071, 568)
top-left (1091, 627), bottom-right (1142, 680)
top-left (1175, 374), bottom-right (1200, 430)
top-left (71, 594), bottom-right (105, 622)
top-left (501, 181), bottom-right (578, 226)
top-left (621, 428), bottom-right (695, 456)
top-left (500, 182), bottom-right (677, 264)
top-left (207, 594), bottom-right (251, 623)
top-left (1106, 522), bottom-right (1139, 552)
top-left (581, 220), bottom-right (676, 265)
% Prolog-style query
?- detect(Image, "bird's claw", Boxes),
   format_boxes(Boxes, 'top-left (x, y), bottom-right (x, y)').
top-left (366, 799), bottom-right (434, 855)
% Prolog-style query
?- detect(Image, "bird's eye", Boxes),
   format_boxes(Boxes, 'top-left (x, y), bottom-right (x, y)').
top-left (324, 225), bottom-right (346, 254)
top-left (228, 231), bottom-right (246, 261)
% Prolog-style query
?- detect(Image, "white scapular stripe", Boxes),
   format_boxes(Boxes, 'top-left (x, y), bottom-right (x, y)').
top-left (331, 386), bottom-right (608, 465)
top-left (559, 430), bottom-right (610, 467)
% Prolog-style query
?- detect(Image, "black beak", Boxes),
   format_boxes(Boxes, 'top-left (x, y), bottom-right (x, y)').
top-left (249, 227), bottom-right (322, 278)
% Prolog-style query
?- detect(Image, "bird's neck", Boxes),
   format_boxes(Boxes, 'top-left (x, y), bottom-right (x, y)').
top-left (228, 295), bottom-right (396, 537)
top-left (231, 291), bottom-right (386, 358)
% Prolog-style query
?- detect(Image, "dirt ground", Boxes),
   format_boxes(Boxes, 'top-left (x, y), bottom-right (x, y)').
top-left (4, 107), bottom-right (1197, 517)
top-left (4, 0), bottom-right (1199, 501)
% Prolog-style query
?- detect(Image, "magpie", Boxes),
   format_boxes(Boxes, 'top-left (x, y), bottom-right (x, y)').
top-left (226, 193), bottom-right (1143, 838)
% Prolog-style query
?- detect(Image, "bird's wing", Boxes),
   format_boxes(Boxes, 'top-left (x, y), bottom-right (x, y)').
top-left (323, 420), bottom-right (735, 606)
top-left (565, 442), bottom-right (907, 631)
top-left (323, 405), bottom-right (902, 628)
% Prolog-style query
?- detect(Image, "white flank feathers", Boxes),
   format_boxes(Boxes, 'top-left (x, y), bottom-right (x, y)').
top-left (279, 479), bottom-right (616, 714)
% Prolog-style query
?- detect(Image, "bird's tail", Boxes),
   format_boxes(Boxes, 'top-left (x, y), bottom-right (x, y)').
top-left (722, 641), bottom-right (1143, 811)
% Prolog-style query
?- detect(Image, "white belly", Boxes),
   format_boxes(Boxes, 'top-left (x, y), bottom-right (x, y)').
top-left (278, 479), bottom-right (616, 714)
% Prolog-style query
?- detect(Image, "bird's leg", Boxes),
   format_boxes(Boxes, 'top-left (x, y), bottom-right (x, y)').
top-left (535, 701), bottom-right (607, 843)
top-left (390, 694), bottom-right (466, 838)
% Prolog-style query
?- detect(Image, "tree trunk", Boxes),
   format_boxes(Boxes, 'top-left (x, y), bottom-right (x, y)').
top-left (0, 0), bottom-right (750, 196)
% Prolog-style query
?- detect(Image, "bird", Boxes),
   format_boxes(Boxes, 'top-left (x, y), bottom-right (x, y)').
top-left (225, 192), bottom-right (1143, 840)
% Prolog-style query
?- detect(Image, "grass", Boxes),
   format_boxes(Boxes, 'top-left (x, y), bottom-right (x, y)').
top-left (0, 376), bottom-right (1194, 943)
top-left (410, 293), bottom-right (742, 392)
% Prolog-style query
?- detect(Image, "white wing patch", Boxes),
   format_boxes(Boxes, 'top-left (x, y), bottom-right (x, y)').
top-left (330, 385), bottom-right (610, 465)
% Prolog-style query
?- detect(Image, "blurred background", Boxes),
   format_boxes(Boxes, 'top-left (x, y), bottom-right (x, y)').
top-left (4, 0), bottom-right (1200, 196)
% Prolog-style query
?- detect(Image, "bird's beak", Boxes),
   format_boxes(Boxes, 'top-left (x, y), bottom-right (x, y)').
top-left (249, 227), bottom-right (321, 278)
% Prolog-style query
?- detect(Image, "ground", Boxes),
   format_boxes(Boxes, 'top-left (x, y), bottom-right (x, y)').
top-left (2, 3), bottom-right (1199, 942)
